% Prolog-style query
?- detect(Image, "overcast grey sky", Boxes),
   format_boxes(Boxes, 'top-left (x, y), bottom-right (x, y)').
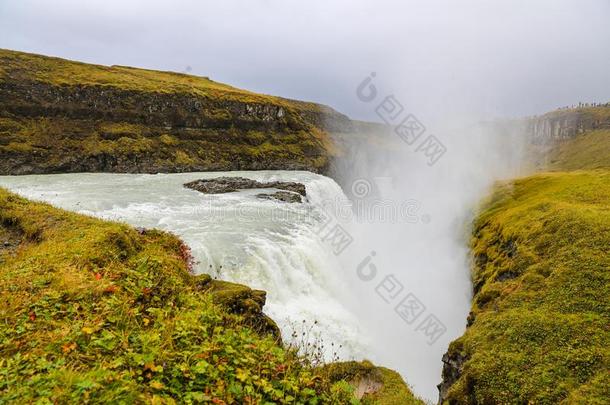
top-left (1, 0), bottom-right (609, 123)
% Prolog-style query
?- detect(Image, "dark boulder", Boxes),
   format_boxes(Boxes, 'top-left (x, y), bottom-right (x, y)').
top-left (184, 176), bottom-right (306, 200)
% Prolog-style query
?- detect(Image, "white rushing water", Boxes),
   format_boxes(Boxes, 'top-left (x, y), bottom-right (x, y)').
top-left (0, 171), bottom-right (370, 359)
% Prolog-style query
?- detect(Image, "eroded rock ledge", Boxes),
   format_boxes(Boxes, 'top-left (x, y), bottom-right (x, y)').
top-left (184, 176), bottom-right (306, 203)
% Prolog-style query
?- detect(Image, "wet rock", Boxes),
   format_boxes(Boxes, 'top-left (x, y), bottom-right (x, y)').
top-left (437, 351), bottom-right (467, 405)
top-left (1, 221), bottom-right (24, 256)
top-left (194, 273), bottom-right (212, 289)
top-left (203, 279), bottom-right (281, 342)
top-left (256, 191), bottom-right (302, 203)
top-left (184, 176), bottom-right (306, 198)
top-left (495, 270), bottom-right (519, 282)
top-left (466, 311), bottom-right (476, 327)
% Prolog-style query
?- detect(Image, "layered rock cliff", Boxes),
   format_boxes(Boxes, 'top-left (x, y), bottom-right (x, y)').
top-left (527, 104), bottom-right (610, 144)
top-left (0, 49), bottom-right (365, 175)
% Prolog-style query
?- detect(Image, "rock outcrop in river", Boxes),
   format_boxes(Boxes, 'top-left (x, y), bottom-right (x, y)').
top-left (184, 176), bottom-right (306, 203)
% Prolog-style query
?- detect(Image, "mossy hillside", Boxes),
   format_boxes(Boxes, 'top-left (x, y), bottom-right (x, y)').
top-left (0, 116), bottom-right (329, 174)
top-left (0, 188), bottom-right (419, 403)
top-left (0, 49), bottom-right (323, 114)
top-left (0, 49), bottom-right (357, 174)
top-left (442, 170), bottom-right (610, 404)
top-left (544, 129), bottom-right (610, 171)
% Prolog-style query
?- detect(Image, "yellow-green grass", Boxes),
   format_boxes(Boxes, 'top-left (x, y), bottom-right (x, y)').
top-left (545, 129), bottom-right (610, 171)
top-left (543, 105), bottom-right (610, 123)
top-left (0, 188), bottom-right (417, 404)
top-left (443, 170), bottom-right (610, 404)
top-left (0, 49), bottom-right (325, 115)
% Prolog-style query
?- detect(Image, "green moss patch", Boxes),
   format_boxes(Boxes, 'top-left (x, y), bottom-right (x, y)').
top-left (322, 361), bottom-right (424, 404)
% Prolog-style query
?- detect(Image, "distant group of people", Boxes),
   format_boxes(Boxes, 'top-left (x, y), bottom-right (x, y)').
top-left (556, 102), bottom-right (610, 110)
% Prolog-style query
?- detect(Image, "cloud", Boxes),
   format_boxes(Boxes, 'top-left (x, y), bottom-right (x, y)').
top-left (1, 0), bottom-right (609, 122)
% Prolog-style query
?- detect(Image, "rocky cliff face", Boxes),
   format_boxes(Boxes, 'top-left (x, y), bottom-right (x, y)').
top-left (1, 80), bottom-right (353, 134)
top-left (0, 49), bottom-right (360, 175)
top-left (527, 105), bottom-right (610, 144)
top-left (437, 351), bottom-right (467, 404)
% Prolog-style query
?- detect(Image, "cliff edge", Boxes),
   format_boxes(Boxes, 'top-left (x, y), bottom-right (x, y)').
top-left (0, 49), bottom-right (364, 175)
top-left (438, 106), bottom-right (610, 404)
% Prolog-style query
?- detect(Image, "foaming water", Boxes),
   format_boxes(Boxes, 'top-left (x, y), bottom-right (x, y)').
top-left (0, 171), bottom-right (369, 361)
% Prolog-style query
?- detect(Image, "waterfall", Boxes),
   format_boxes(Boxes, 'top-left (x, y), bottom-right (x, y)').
top-left (0, 168), bottom-right (489, 401)
top-left (0, 171), bottom-right (370, 361)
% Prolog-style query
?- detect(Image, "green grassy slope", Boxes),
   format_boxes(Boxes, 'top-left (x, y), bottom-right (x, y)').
top-left (440, 116), bottom-right (610, 404)
top-left (0, 49), bottom-right (324, 113)
top-left (0, 188), bottom-right (421, 404)
top-left (0, 49), bottom-right (351, 175)
top-left (545, 129), bottom-right (610, 171)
